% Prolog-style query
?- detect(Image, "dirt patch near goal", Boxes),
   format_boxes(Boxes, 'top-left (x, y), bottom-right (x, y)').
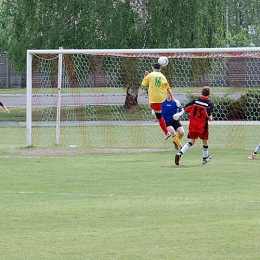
top-left (22, 148), bottom-right (171, 156)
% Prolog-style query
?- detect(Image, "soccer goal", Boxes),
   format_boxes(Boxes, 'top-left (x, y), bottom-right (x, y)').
top-left (26, 47), bottom-right (260, 149)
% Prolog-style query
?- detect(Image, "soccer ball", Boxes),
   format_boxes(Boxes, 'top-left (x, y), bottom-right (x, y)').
top-left (158, 56), bottom-right (169, 67)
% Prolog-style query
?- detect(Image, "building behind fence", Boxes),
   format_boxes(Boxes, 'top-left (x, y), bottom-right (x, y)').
top-left (0, 52), bottom-right (25, 88)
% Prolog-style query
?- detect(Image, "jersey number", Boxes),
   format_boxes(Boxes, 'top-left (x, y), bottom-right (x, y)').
top-left (155, 77), bottom-right (161, 88)
top-left (193, 106), bottom-right (205, 118)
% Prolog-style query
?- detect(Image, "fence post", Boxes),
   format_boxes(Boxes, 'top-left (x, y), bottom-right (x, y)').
top-left (5, 52), bottom-right (9, 88)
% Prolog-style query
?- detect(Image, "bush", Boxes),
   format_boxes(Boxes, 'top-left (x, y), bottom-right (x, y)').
top-left (172, 90), bottom-right (260, 121)
top-left (245, 89), bottom-right (260, 121)
top-left (227, 95), bottom-right (246, 120)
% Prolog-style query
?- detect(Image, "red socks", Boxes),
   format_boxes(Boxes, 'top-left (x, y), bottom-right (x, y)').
top-left (158, 117), bottom-right (168, 134)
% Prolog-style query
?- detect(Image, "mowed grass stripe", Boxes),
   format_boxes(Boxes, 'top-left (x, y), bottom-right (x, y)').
top-left (1, 149), bottom-right (260, 259)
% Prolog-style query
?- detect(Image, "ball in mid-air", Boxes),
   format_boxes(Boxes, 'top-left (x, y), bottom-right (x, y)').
top-left (158, 56), bottom-right (169, 67)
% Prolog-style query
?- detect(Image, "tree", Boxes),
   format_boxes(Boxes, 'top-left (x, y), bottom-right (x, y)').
top-left (141, 0), bottom-right (226, 48)
top-left (1, 0), bottom-right (260, 108)
top-left (0, 0), bottom-right (230, 72)
top-left (227, 0), bottom-right (260, 47)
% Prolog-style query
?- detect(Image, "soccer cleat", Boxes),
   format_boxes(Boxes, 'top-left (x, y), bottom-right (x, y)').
top-left (248, 153), bottom-right (256, 159)
top-left (202, 156), bottom-right (212, 164)
top-left (165, 132), bottom-right (172, 140)
top-left (175, 153), bottom-right (181, 165)
top-left (173, 140), bottom-right (179, 150)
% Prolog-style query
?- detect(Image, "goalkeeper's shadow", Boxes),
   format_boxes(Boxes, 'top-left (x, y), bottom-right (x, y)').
top-left (161, 164), bottom-right (207, 169)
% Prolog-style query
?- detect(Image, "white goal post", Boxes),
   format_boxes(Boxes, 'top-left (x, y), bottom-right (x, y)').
top-left (26, 47), bottom-right (260, 149)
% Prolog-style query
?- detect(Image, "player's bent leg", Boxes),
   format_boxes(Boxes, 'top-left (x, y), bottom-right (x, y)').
top-left (248, 144), bottom-right (260, 159)
top-left (176, 127), bottom-right (185, 140)
top-left (177, 132), bottom-right (183, 140)
top-left (202, 156), bottom-right (212, 164)
top-left (155, 112), bottom-right (169, 136)
top-left (172, 135), bottom-right (182, 150)
top-left (157, 117), bottom-right (169, 136)
top-left (202, 145), bottom-right (209, 158)
top-left (175, 141), bottom-right (193, 165)
top-left (202, 140), bottom-right (211, 164)
top-left (167, 126), bottom-right (176, 135)
top-left (175, 153), bottom-right (181, 165)
top-left (180, 141), bottom-right (193, 154)
top-left (151, 110), bottom-right (158, 122)
top-left (167, 126), bottom-right (179, 149)
top-left (248, 153), bottom-right (256, 159)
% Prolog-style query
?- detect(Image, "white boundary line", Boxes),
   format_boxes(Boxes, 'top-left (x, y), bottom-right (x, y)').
top-left (2, 191), bottom-right (259, 204)
top-left (1, 120), bottom-right (260, 127)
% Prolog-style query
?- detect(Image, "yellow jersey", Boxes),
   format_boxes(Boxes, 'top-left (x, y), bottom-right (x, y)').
top-left (142, 70), bottom-right (169, 103)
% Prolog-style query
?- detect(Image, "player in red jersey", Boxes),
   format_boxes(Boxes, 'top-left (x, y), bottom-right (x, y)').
top-left (175, 86), bottom-right (214, 165)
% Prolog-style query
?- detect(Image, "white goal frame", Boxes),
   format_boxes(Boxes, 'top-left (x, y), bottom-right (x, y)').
top-left (26, 47), bottom-right (260, 148)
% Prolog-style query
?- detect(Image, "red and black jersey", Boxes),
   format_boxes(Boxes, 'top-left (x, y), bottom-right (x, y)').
top-left (185, 95), bottom-right (214, 134)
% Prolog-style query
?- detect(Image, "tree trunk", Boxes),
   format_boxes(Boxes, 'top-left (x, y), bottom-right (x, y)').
top-left (124, 87), bottom-right (138, 109)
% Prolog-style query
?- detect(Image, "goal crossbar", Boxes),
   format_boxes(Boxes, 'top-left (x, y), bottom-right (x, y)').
top-left (27, 47), bottom-right (260, 55)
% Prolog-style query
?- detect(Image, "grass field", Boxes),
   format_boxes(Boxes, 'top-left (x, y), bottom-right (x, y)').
top-left (0, 86), bottom-right (247, 95)
top-left (1, 126), bottom-right (260, 259)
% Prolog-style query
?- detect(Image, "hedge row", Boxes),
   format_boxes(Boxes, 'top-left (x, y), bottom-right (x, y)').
top-left (185, 89), bottom-right (260, 121)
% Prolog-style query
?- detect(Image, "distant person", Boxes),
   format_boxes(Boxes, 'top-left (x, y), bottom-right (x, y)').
top-left (175, 86), bottom-right (214, 165)
top-left (162, 91), bottom-right (185, 150)
top-left (141, 63), bottom-right (174, 140)
top-left (0, 102), bottom-right (9, 114)
top-left (248, 144), bottom-right (260, 159)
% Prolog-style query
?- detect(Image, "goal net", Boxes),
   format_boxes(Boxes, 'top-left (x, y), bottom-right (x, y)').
top-left (26, 48), bottom-right (260, 150)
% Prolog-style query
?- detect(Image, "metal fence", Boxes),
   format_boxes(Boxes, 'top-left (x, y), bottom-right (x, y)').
top-left (0, 52), bottom-right (24, 88)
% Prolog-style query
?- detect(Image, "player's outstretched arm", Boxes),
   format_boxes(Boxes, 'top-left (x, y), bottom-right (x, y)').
top-left (0, 102), bottom-right (9, 114)
top-left (176, 100), bottom-right (184, 114)
top-left (173, 100), bottom-right (184, 120)
top-left (141, 71), bottom-right (150, 89)
top-left (167, 88), bottom-right (175, 101)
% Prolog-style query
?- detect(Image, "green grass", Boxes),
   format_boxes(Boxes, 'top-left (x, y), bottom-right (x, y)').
top-left (4, 105), bottom-right (152, 122)
top-left (0, 132), bottom-right (260, 259)
top-left (0, 123), bottom-right (259, 151)
top-left (0, 86), bottom-right (250, 126)
top-left (1, 107), bottom-right (26, 122)
top-left (0, 86), bottom-right (248, 95)
top-left (0, 86), bottom-right (248, 123)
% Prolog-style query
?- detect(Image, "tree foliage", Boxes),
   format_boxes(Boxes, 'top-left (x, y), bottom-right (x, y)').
top-left (141, 0), bottom-right (226, 48)
top-left (227, 0), bottom-right (260, 47)
top-left (0, 0), bottom-right (259, 72)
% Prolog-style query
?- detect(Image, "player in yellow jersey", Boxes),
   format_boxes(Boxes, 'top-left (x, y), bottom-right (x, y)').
top-left (141, 63), bottom-right (174, 140)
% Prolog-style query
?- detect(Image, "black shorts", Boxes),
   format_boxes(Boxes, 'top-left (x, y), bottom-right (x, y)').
top-left (166, 121), bottom-right (182, 131)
